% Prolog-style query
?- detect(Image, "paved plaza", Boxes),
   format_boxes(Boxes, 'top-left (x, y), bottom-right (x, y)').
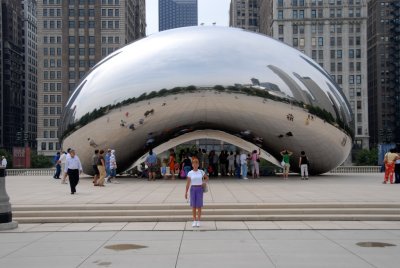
top-left (2, 173), bottom-right (400, 267)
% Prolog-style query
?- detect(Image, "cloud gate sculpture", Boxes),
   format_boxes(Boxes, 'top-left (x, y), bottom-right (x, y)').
top-left (61, 26), bottom-right (353, 175)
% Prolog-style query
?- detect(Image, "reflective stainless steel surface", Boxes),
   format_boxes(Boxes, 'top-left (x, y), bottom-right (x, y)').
top-left (61, 26), bottom-right (353, 175)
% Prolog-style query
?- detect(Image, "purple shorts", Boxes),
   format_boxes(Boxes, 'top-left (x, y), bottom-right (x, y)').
top-left (190, 186), bottom-right (203, 208)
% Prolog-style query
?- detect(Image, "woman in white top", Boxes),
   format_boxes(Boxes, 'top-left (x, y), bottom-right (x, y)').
top-left (185, 158), bottom-right (209, 227)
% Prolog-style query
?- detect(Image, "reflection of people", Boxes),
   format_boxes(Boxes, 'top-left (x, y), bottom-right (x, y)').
top-left (299, 151), bottom-right (309, 180)
top-left (1, 156), bottom-right (7, 168)
top-left (280, 149), bottom-right (293, 180)
top-left (92, 150), bottom-right (99, 184)
top-left (185, 158), bottom-right (208, 227)
top-left (64, 149), bottom-right (83, 194)
top-left (383, 149), bottom-right (399, 184)
top-left (96, 150), bottom-right (106, 186)
top-left (61, 148), bottom-right (71, 184)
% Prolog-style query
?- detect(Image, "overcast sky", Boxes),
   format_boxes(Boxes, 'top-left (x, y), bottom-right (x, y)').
top-left (146, 0), bottom-right (232, 35)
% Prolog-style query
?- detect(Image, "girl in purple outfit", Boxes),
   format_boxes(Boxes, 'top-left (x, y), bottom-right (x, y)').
top-left (185, 158), bottom-right (209, 227)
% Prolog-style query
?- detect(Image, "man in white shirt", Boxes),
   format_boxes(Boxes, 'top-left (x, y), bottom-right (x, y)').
top-left (64, 149), bottom-right (83, 194)
top-left (60, 148), bottom-right (71, 184)
top-left (240, 152), bottom-right (248, 179)
top-left (1, 156), bottom-right (7, 168)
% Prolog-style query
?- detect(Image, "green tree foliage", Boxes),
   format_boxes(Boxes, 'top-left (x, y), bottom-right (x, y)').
top-left (31, 151), bottom-right (53, 168)
top-left (355, 148), bottom-right (378, 166)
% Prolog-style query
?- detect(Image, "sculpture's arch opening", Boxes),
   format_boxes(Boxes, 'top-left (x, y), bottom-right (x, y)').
top-left (131, 129), bottom-right (281, 169)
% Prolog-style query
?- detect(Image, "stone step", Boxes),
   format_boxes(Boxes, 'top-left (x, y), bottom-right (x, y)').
top-left (13, 214), bottom-right (400, 224)
top-left (12, 203), bottom-right (400, 211)
top-left (13, 208), bottom-right (400, 218)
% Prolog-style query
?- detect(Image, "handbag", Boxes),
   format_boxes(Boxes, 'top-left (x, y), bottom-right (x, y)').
top-left (202, 182), bottom-right (208, 193)
top-left (281, 160), bottom-right (285, 166)
top-left (180, 169), bottom-right (186, 178)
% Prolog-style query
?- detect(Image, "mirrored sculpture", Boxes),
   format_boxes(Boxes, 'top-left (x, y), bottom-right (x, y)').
top-left (61, 26), bottom-right (353, 175)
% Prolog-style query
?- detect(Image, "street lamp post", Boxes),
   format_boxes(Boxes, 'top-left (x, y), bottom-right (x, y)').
top-left (0, 167), bottom-right (18, 230)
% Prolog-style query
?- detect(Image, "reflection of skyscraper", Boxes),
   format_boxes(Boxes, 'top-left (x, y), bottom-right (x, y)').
top-left (229, 0), bottom-right (260, 32)
top-left (268, 65), bottom-right (309, 104)
top-left (159, 0), bottom-right (198, 31)
top-left (259, 0), bottom-right (369, 150)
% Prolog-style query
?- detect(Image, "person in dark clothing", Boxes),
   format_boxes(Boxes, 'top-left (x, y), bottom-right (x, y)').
top-left (53, 152), bottom-right (61, 179)
top-left (299, 151), bottom-right (309, 180)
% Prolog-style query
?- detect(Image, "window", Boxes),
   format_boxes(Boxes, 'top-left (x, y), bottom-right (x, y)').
top-left (311, 25), bottom-right (316, 34)
top-left (293, 38), bottom-right (298, 47)
top-left (293, 10), bottom-right (298, 19)
top-left (278, 10), bottom-right (283, 19)
top-left (278, 0), bottom-right (283, 7)
top-left (293, 25), bottom-right (298, 34)
top-left (318, 37), bottom-right (323, 46)
top-left (356, 49), bottom-right (361, 58)
top-left (68, 36), bottom-right (75, 43)
top-left (331, 62), bottom-right (336, 72)
top-left (337, 37), bottom-right (342, 46)
top-left (89, 36), bottom-right (95, 43)
top-left (318, 24), bottom-right (323, 34)
top-left (349, 62), bottom-right (354, 71)
top-left (337, 75), bottom-right (342, 84)
top-left (330, 50), bottom-right (335, 59)
top-left (299, 38), bottom-right (304, 47)
top-left (356, 75), bottom-right (361, 84)
top-left (337, 62), bottom-right (342, 71)
top-left (311, 9), bottom-right (316, 18)
top-left (349, 36), bottom-right (354, 46)
top-left (278, 25), bottom-right (284, 34)
top-left (337, 9), bottom-right (342, 18)
top-left (68, 20), bottom-right (75, 28)
top-left (88, 21), bottom-right (95, 28)
top-left (349, 49), bottom-right (354, 58)
top-left (299, 10), bottom-right (304, 19)
top-left (356, 62), bottom-right (361, 71)
top-left (318, 50), bottom-right (323, 59)
top-left (349, 75), bottom-right (354, 84)
top-left (41, 142), bottom-right (46, 150)
top-left (312, 50), bottom-right (317, 60)
top-left (330, 37), bottom-right (335, 46)
top-left (337, 50), bottom-right (342, 58)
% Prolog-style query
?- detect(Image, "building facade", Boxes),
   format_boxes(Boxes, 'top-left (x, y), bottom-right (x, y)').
top-left (367, 0), bottom-right (400, 147)
top-left (257, 0), bottom-right (370, 152)
top-left (22, 0), bottom-right (38, 149)
top-left (0, 0), bottom-right (25, 150)
top-left (159, 0), bottom-right (198, 31)
top-left (229, 0), bottom-right (260, 32)
top-left (37, 0), bottom-right (145, 156)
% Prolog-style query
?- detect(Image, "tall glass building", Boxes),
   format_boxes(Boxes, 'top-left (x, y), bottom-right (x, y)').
top-left (159, 0), bottom-right (198, 31)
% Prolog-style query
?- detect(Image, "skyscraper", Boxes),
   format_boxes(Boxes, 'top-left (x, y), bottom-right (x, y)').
top-left (0, 0), bottom-right (25, 150)
top-left (367, 0), bottom-right (400, 146)
top-left (229, 0), bottom-right (260, 32)
top-left (257, 0), bottom-right (370, 153)
top-left (22, 0), bottom-right (38, 149)
top-left (37, 0), bottom-right (146, 156)
top-left (159, 0), bottom-right (198, 31)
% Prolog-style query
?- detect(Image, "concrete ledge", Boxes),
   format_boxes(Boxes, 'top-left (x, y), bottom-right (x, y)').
top-left (0, 221), bottom-right (18, 230)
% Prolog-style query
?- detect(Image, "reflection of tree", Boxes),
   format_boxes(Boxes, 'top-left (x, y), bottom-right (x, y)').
top-left (61, 85), bottom-right (353, 140)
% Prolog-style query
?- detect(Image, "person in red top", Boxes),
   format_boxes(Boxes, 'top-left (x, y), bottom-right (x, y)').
top-left (168, 149), bottom-right (176, 180)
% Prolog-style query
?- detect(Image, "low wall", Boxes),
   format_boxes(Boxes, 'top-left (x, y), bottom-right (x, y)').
top-left (4, 166), bottom-right (382, 176)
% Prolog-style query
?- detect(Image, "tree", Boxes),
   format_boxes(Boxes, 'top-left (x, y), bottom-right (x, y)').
top-left (31, 151), bottom-right (53, 168)
top-left (355, 148), bottom-right (378, 166)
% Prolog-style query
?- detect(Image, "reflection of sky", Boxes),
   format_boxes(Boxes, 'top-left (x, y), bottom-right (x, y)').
top-left (69, 26), bottom-right (350, 121)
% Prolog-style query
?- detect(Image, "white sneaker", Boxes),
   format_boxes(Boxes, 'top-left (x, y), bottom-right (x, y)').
top-left (112, 180), bottom-right (120, 184)
top-left (196, 221), bottom-right (200, 227)
top-left (192, 221), bottom-right (197, 227)
top-left (243, 177), bottom-right (248, 180)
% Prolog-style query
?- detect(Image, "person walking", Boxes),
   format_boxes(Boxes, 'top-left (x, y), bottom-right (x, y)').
top-left (105, 149), bottom-right (111, 183)
top-left (96, 150), bottom-right (106, 186)
top-left (53, 152), bottom-right (61, 179)
top-left (395, 155), bottom-right (400, 184)
top-left (383, 149), bottom-right (399, 184)
top-left (92, 150), bottom-right (100, 184)
top-left (182, 155), bottom-right (192, 177)
top-left (251, 149), bottom-right (261, 179)
top-left (1, 156), bottom-right (7, 168)
top-left (109, 150), bottom-right (119, 183)
top-left (64, 149), bottom-right (83, 194)
top-left (240, 151), bottom-right (248, 179)
top-left (60, 148), bottom-right (71, 184)
top-left (145, 149), bottom-right (158, 181)
top-left (299, 151), bottom-right (309, 180)
top-left (185, 158), bottom-right (208, 227)
top-left (280, 149), bottom-right (293, 180)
